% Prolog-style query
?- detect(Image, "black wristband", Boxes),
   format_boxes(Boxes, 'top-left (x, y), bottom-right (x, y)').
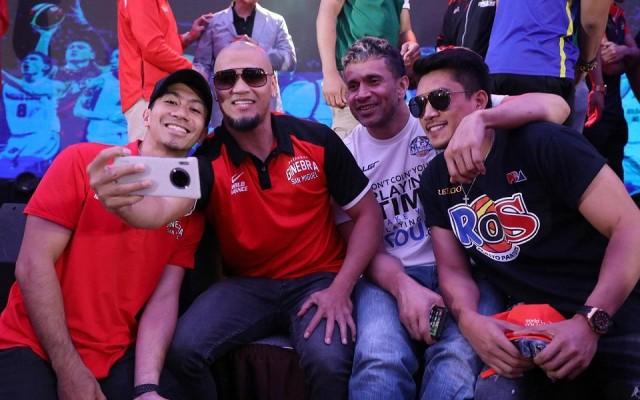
top-left (576, 57), bottom-right (598, 73)
top-left (133, 383), bottom-right (159, 398)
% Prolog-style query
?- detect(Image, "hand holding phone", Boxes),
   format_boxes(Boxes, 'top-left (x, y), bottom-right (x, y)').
top-left (113, 156), bottom-right (201, 199)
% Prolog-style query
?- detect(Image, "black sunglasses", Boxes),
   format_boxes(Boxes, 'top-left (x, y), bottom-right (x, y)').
top-left (213, 68), bottom-right (273, 90)
top-left (409, 89), bottom-right (470, 118)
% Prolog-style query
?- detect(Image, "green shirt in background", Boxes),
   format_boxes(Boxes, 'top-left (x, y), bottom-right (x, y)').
top-left (335, 0), bottom-right (403, 69)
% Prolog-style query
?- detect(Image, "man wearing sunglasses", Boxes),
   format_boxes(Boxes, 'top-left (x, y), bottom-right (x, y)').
top-left (416, 48), bottom-right (640, 399)
top-left (193, 0), bottom-right (296, 129)
top-left (88, 41), bottom-right (381, 400)
top-left (338, 38), bottom-right (570, 400)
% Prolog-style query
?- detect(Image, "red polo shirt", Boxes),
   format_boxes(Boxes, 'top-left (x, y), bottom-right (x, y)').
top-left (195, 114), bottom-right (370, 279)
top-left (0, 142), bottom-right (204, 378)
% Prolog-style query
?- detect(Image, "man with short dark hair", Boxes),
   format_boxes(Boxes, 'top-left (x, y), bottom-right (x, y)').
top-left (0, 69), bottom-right (210, 400)
top-left (415, 48), bottom-right (640, 399)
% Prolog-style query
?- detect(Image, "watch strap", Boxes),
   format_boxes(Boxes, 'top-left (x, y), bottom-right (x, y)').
top-left (576, 305), bottom-right (611, 334)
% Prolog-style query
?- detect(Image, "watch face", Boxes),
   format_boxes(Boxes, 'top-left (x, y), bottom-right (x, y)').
top-left (591, 309), bottom-right (610, 334)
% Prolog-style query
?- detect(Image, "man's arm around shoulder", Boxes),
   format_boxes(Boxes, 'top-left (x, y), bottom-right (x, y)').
top-left (445, 93), bottom-right (571, 184)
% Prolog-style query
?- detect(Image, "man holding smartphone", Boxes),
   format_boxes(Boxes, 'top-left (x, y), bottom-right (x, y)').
top-left (338, 37), bottom-right (571, 400)
top-left (0, 69), bottom-right (211, 399)
top-left (416, 48), bottom-right (640, 399)
top-left (88, 41), bottom-right (382, 400)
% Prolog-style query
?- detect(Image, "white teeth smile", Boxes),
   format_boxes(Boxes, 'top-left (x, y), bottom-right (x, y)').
top-left (233, 100), bottom-right (254, 105)
top-left (166, 123), bottom-right (188, 134)
top-left (427, 123), bottom-right (446, 132)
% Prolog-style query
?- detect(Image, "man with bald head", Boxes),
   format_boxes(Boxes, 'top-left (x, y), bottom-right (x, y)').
top-left (87, 41), bottom-right (381, 399)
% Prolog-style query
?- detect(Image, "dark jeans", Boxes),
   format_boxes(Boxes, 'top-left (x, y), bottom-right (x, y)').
top-left (168, 272), bottom-right (354, 400)
top-left (475, 330), bottom-right (640, 400)
top-left (0, 346), bottom-right (183, 399)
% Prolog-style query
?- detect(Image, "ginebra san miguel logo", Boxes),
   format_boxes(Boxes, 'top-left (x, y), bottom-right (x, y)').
top-left (166, 220), bottom-right (184, 239)
top-left (286, 156), bottom-right (320, 185)
top-left (448, 193), bottom-right (540, 262)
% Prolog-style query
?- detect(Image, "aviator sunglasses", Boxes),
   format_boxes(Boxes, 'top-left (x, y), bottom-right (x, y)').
top-left (409, 88), bottom-right (471, 118)
top-left (213, 67), bottom-right (273, 90)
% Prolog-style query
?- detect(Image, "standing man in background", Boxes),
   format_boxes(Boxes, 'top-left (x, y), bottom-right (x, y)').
top-left (485, 0), bottom-right (611, 122)
top-left (316, 0), bottom-right (421, 138)
top-left (436, 0), bottom-right (496, 58)
top-left (193, 0), bottom-right (296, 128)
top-left (584, 0), bottom-right (640, 178)
top-left (117, 0), bottom-right (212, 141)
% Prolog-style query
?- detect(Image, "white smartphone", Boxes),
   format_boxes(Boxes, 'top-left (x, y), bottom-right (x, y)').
top-left (113, 156), bottom-right (201, 199)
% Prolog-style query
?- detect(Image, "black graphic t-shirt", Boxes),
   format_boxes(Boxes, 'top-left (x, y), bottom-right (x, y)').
top-left (420, 121), bottom-right (640, 334)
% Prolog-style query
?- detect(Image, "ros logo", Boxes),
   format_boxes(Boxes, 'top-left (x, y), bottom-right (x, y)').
top-left (448, 193), bottom-right (540, 262)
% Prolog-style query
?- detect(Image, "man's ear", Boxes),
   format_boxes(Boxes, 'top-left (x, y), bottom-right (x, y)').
top-left (270, 75), bottom-right (278, 98)
top-left (197, 127), bottom-right (209, 144)
top-left (142, 108), bottom-right (151, 128)
top-left (473, 90), bottom-right (490, 109)
top-left (398, 75), bottom-right (410, 99)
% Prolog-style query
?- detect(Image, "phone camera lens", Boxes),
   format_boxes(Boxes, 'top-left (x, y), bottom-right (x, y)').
top-left (170, 168), bottom-right (191, 188)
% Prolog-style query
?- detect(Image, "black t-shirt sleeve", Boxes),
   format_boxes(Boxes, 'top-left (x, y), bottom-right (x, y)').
top-left (194, 145), bottom-right (215, 211)
top-left (323, 128), bottom-right (369, 207)
top-left (419, 155), bottom-right (452, 229)
top-left (528, 124), bottom-right (606, 208)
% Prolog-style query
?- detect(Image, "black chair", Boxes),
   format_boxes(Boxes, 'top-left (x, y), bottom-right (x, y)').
top-left (0, 203), bottom-right (26, 309)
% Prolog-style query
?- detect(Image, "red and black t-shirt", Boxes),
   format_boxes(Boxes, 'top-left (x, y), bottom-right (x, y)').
top-left (195, 114), bottom-right (369, 279)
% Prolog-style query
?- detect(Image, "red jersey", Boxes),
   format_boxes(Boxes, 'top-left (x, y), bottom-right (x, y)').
top-left (196, 114), bottom-right (369, 279)
top-left (117, 0), bottom-right (192, 113)
top-left (0, 142), bottom-right (204, 378)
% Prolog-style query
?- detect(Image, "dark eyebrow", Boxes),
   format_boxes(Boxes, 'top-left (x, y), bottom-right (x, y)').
top-left (346, 73), bottom-right (383, 83)
top-left (163, 90), bottom-right (205, 106)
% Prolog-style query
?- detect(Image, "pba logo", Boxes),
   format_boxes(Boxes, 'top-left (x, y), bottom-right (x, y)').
top-left (448, 193), bottom-right (540, 262)
top-left (506, 170), bottom-right (527, 184)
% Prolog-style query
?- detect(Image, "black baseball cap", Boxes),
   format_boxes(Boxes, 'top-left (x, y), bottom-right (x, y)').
top-left (149, 69), bottom-right (213, 127)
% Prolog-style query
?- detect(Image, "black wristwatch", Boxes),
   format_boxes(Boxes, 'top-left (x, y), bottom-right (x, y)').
top-left (133, 383), bottom-right (159, 398)
top-left (576, 305), bottom-right (611, 335)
